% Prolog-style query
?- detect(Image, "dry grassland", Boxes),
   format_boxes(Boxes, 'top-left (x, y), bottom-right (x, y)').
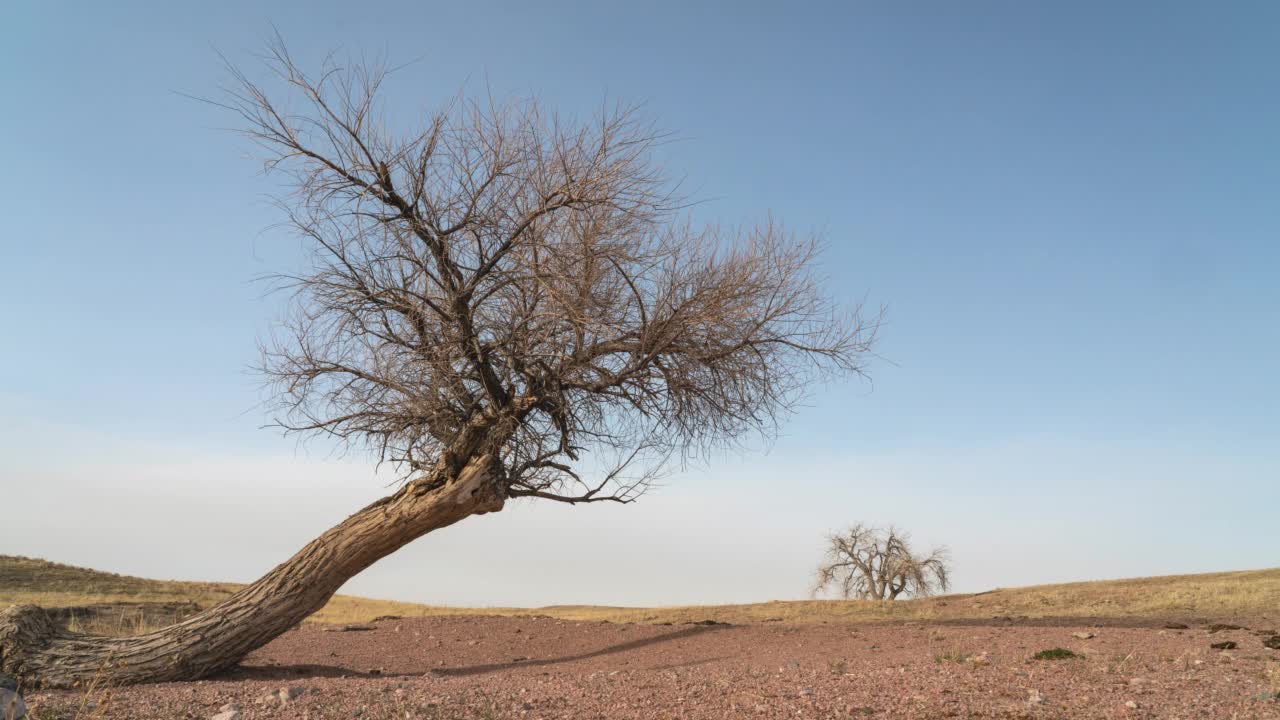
top-left (3, 555), bottom-right (1276, 635)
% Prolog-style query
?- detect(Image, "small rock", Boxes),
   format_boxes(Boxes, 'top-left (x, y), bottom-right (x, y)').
top-left (1263, 636), bottom-right (1280, 650)
top-left (0, 688), bottom-right (27, 720)
top-left (1125, 700), bottom-right (1138, 709)
top-left (1027, 689), bottom-right (1046, 705)
top-left (209, 711), bottom-right (240, 720)
top-left (1163, 622), bottom-right (1189, 630)
top-left (1206, 623), bottom-right (1243, 633)
top-left (798, 689), bottom-right (813, 698)
top-left (219, 703), bottom-right (240, 713)
top-left (1210, 641), bottom-right (1238, 650)
top-left (279, 687), bottom-right (305, 703)
top-left (1072, 631), bottom-right (1095, 640)
top-left (255, 693), bottom-right (279, 706)
top-left (0, 676), bottom-right (16, 692)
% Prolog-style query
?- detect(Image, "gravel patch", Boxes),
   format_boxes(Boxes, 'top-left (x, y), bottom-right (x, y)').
top-left (21, 615), bottom-right (1280, 718)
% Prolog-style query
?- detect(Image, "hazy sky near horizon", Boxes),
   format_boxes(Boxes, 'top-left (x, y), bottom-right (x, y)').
top-left (1, 1), bottom-right (1277, 607)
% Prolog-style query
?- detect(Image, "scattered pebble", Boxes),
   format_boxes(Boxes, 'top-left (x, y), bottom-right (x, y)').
top-left (278, 686), bottom-right (306, 703)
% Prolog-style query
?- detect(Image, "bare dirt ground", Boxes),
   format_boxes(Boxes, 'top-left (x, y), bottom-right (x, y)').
top-left (24, 615), bottom-right (1280, 719)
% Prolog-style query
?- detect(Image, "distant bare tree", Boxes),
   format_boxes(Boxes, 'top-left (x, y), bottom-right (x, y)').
top-left (0, 37), bottom-right (879, 688)
top-left (813, 524), bottom-right (950, 600)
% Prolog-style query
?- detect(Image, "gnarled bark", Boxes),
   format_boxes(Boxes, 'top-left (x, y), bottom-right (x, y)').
top-left (0, 454), bottom-right (503, 689)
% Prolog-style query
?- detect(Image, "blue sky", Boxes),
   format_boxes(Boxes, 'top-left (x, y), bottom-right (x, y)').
top-left (1, 1), bottom-right (1276, 605)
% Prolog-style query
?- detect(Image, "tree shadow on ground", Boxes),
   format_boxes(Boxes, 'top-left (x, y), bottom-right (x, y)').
top-left (219, 663), bottom-right (388, 681)
top-left (218, 624), bottom-right (736, 681)
top-left (433, 624), bottom-right (735, 678)
top-left (920, 615), bottom-right (1258, 630)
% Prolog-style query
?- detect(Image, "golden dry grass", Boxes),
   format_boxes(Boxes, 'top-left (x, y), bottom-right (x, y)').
top-left (3, 555), bottom-right (1276, 635)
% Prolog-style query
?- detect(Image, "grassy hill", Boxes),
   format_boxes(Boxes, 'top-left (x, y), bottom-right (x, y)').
top-left (2, 555), bottom-right (1277, 635)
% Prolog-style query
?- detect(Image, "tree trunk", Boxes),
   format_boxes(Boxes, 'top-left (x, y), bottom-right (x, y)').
top-left (0, 453), bottom-right (504, 689)
top-left (868, 573), bottom-right (885, 601)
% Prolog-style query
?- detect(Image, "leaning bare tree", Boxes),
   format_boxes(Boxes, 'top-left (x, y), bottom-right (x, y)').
top-left (813, 524), bottom-right (950, 600)
top-left (0, 41), bottom-right (877, 688)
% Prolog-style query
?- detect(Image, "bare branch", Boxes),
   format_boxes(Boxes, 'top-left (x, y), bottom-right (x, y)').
top-left (226, 40), bottom-right (877, 503)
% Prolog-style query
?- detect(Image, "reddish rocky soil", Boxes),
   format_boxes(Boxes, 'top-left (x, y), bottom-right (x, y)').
top-left (24, 615), bottom-right (1280, 719)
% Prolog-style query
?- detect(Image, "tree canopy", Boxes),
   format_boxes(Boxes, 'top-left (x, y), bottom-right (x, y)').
top-left (221, 40), bottom-right (880, 504)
